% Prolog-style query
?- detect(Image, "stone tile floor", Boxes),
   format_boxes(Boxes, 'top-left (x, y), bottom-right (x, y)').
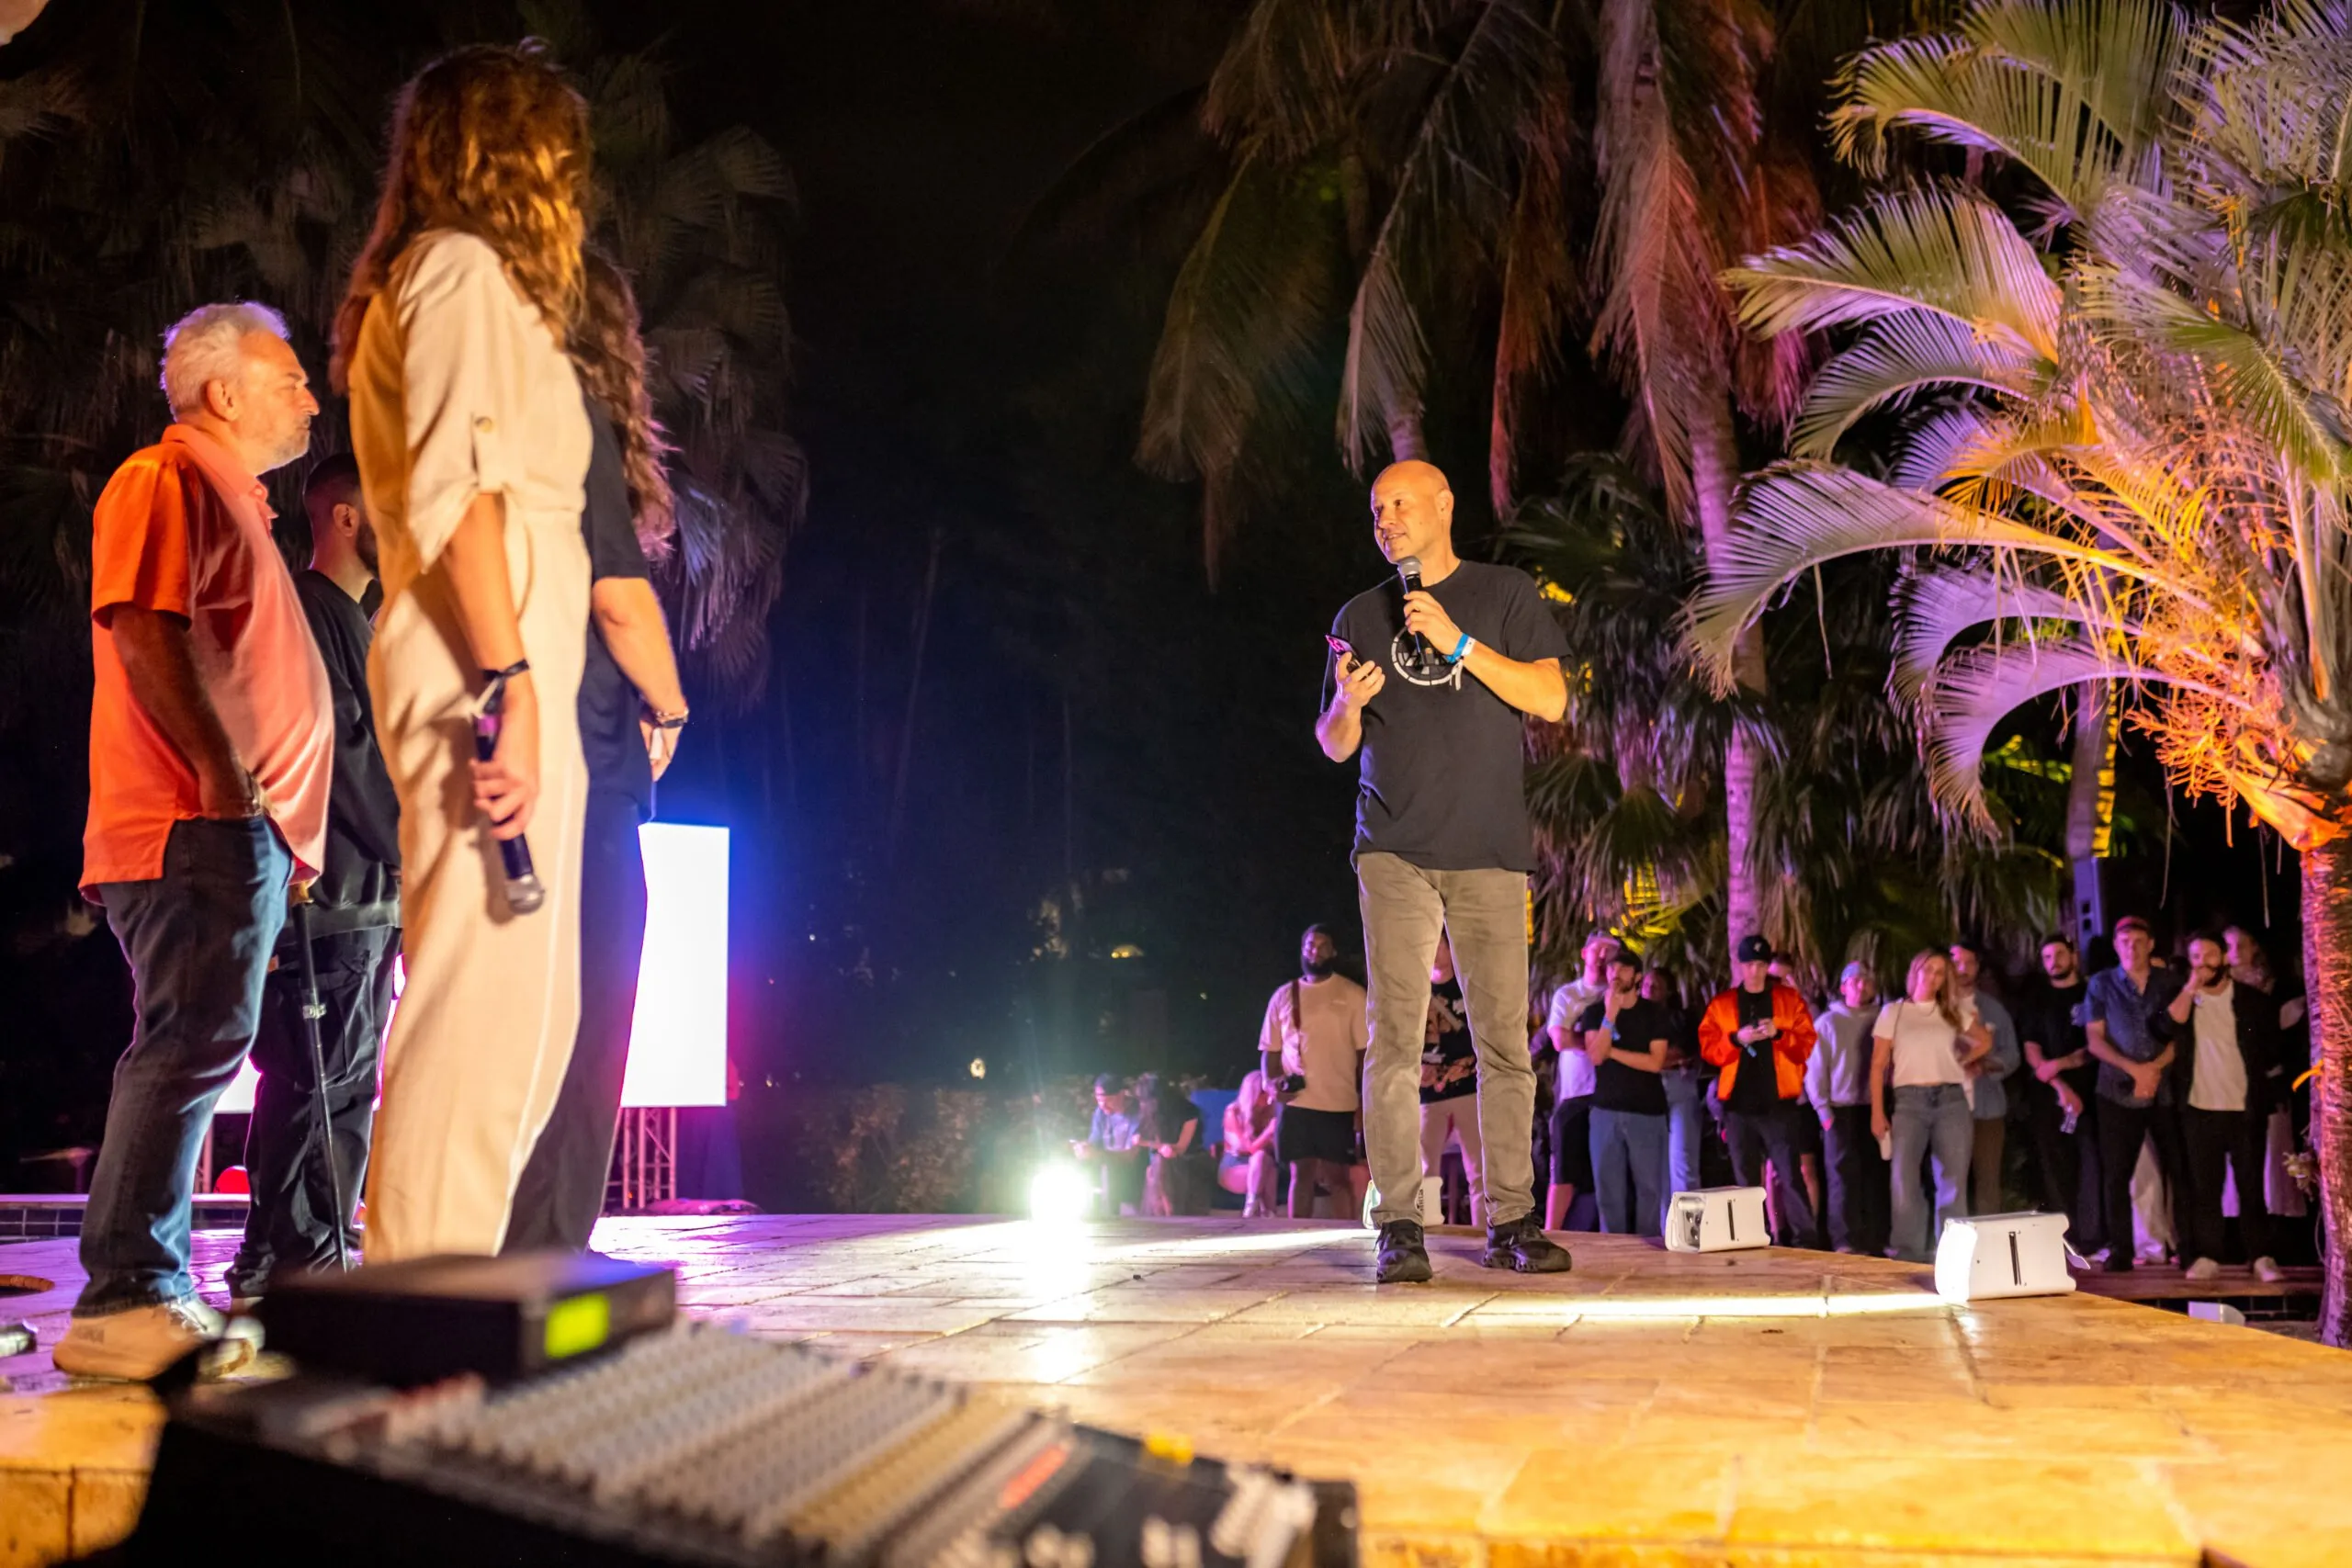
top-left (5, 1214), bottom-right (2351, 1566)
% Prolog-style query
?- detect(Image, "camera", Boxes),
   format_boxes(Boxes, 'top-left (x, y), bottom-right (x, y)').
top-left (1275, 1073), bottom-right (1308, 1096)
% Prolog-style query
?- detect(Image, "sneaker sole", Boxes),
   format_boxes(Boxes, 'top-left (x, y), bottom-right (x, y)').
top-left (1374, 1257), bottom-right (1434, 1285)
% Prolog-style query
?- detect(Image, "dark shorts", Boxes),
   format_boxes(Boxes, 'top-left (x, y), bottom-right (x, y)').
top-left (1277, 1104), bottom-right (1357, 1166)
top-left (1792, 1106), bottom-right (1825, 1156)
top-left (1551, 1094), bottom-right (1595, 1188)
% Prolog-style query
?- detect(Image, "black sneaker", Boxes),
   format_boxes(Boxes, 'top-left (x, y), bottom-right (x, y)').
top-left (1374, 1220), bottom-right (1433, 1284)
top-left (1482, 1214), bottom-right (1573, 1273)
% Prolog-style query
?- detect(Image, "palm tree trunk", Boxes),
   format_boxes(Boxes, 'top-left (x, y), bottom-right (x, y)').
top-left (2064, 683), bottom-right (2115, 946)
top-left (1690, 388), bottom-right (1764, 949)
top-left (2304, 829), bottom-right (2352, 1348)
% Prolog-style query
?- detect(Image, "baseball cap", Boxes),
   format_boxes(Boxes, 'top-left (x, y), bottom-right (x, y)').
top-left (1839, 960), bottom-right (1871, 985)
top-left (1736, 934), bottom-right (1773, 964)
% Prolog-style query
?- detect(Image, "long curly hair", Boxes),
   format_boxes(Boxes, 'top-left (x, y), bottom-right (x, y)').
top-left (572, 249), bottom-right (676, 554)
top-left (332, 41), bottom-right (590, 392)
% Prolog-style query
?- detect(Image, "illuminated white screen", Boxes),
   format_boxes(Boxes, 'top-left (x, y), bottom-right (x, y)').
top-left (621, 821), bottom-right (729, 1108)
top-left (214, 823), bottom-right (725, 1122)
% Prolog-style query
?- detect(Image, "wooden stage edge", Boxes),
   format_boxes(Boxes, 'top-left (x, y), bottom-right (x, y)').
top-left (5, 1213), bottom-right (2351, 1568)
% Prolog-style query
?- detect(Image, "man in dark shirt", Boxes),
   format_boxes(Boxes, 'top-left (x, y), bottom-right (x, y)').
top-left (1317, 460), bottom-right (1573, 1284)
top-left (2018, 933), bottom-right (2101, 1256)
top-left (227, 454), bottom-right (401, 1303)
top-left (1576, 953), bottom-right (1672, 1236)
top-left (503, 393), bottom-right (691, 1252)
top-left (2080, 914), bottom-right (2188, 1271)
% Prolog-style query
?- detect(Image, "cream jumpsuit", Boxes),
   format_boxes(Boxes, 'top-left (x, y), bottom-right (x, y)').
top-left (347, 229), bottom-right (592, 1259)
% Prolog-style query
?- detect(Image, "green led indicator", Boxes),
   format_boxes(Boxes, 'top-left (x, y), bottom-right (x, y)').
top-left (544, 1292), bottom-right (611, 1361)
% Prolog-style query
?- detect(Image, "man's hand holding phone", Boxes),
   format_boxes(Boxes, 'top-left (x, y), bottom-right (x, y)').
top-left (1328, 635), bottom-right (1385, 714)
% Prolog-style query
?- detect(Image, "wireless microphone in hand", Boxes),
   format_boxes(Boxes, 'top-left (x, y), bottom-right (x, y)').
top-left (472, 675), bottom-right (546, 916)
top-left (1395, 554), bottom-right (1433, 662)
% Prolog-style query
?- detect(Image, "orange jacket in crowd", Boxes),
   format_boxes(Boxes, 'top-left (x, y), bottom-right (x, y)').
top-left (1697, 983), bottom-right (1817, 1102)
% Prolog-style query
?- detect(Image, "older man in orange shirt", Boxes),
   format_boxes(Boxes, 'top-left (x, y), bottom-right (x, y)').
top-left (56, 302), bottom-right (332, 1382)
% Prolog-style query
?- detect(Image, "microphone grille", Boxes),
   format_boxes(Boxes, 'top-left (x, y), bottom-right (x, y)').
top-left (1396, 555), bottom-right (1421, 580)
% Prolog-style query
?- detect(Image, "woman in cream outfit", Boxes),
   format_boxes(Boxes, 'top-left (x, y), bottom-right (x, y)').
top-left (335, 44), bottom-right (593, 1259)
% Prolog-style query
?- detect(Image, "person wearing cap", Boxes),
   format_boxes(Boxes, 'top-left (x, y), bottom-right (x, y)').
top-left (1698, 936), bottom-right (1822, 1247)
top-left (2078, 914), bottom-right (2186, 1271)
top-left (1807, 961), bottom-right (1888, 1255)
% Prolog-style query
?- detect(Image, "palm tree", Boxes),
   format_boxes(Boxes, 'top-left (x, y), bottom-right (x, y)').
top-left (1512, 457), bottom-right (2060, 992)
top-left (1049, 0), bottom-right (1579, 570)
top-left (1693, 0), bottom-right (2352, 1343)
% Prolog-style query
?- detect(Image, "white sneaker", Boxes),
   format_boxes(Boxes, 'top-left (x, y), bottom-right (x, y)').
top-left (52, 1297), bottom-right (258, 1382)
top-left (2184, 1257), bottom-right (2222, 1282)
top-left (2253, 1256), bottom-right (2285, 1283)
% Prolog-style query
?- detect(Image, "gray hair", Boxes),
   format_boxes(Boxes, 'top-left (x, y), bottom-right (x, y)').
top-left (160, 301), bottom-right (290, 414)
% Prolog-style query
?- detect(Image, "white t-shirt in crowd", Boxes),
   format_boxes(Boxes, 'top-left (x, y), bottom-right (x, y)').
top-left (1873, 997), bottom-right (1980, 1089)
top-left (2188, 982), bottom-right (2247, 1112)
top-left (1547, 976), bottom-right (1608, 1100)
top-left (1259, 975), bottom-right (1368, 1113)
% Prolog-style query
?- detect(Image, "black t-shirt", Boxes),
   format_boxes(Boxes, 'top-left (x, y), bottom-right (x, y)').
top-left (1420, 977), bottom-right (1476, 1104)
top-left (579, 402), bottom-right (655, 814)
top-left (2021, 977), bottom-right (2094, 1093)
top-left (1325, 560), bottom-right (1570, 872)
top-left (1725, 986), bottom-right (1782, 1112)
top-left (292, 570), bottom-right (400, 910)
top-left (1574, 998), bottom-right (1672, 1115)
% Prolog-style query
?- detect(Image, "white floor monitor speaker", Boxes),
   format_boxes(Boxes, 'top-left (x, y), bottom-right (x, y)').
top-left (1665, 1186), bottom-right (1771, 1252)
top-left (1934, 1211), bottom-right (2076, 1302)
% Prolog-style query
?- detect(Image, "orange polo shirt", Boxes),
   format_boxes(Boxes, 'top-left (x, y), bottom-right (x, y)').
top-left (81, 425), bottom-right (333, 898)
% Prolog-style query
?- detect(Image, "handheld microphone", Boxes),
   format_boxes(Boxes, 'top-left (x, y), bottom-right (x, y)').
top-left (472, 676), bottom-right (546, 916)
top-left (1396, 555), bottom-right (1432, 661)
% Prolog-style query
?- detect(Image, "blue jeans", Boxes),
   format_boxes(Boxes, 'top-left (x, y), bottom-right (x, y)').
top-left (1661, 1066), bottom-right (1705, 1229)
top-left (81, 817), bottom-right (289, 1314)
top-left (1589, 1107), bottom-right (1668, 1237)
top-left (1889, 1083), bottom-right (1973, 1262)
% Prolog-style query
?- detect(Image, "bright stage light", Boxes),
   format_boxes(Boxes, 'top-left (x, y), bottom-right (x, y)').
top-left (1029, 1164), bottom-right (1093, 1225)
top-left (620, 822), bottom-right (729, 1108)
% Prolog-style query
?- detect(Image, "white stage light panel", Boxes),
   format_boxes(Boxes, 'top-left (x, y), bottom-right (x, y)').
top-left (621, 821), bottom-right (729, 1108)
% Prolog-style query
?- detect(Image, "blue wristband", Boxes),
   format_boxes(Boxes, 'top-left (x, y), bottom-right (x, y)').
top-left (1447, 633), bottom-right (1475, 664)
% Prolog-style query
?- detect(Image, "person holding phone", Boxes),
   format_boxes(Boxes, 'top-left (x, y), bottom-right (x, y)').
top-left (1317, 460), bottom-right (1573, 1284)
top-left (2159, 933), bottom-right (2287, 1282)
top-left (1700, 936), bottom-right (1822, 1247)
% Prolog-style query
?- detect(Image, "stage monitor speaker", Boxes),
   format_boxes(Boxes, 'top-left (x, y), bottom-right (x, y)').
top-left (1933, 1211), bottom-right (2075, 1302)
top-left (1665, 1187), bottom-right (1770, 1252)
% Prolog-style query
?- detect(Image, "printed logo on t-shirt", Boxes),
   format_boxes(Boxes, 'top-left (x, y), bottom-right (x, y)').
top-left (1388, 629), bottom-right (1463, 689)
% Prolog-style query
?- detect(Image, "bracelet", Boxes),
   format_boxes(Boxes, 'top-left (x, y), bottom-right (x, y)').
top-left (481, 659), bottom-right (531, 682)
top-left (645, 705), bottom-right (690, 730)
top-left (1446, 633), bottom-right (1476, 664)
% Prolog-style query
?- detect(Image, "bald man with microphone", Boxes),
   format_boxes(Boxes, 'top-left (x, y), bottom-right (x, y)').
top-left (1317, 459), bottom-right (1573, 1284)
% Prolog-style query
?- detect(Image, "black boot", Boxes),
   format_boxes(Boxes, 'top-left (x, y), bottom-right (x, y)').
top-left (1482, 1213), bottom-right (1573, 1273)
top-left (1374, 1219), bottom-right (1433, 1284)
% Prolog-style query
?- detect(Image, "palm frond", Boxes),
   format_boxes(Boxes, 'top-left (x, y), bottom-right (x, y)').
top-left (1890, 565), bottom-right (2111, 697)
top-left (1791, 311), bottom-right (2047, 458)
top-left (1726, 184), bottom-right (2063, 361)
top-left (1689, 464), bottom-right (2170, 682)
top-left (1336, 0), bottom-right (1561, 468)
top-left (1138, 151), bottom-right (1340, 567)
top-left (1921, 638), bottom-right (2165, 825)
top-left (1830, 0), bottom-right (2182, 218)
